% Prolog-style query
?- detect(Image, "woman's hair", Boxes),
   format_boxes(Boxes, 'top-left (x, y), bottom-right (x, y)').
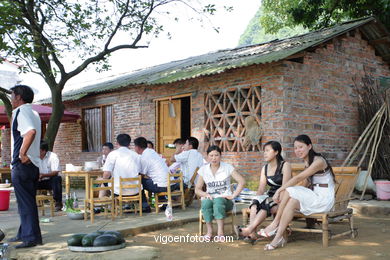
top-left (207, 145), bottom-right (222, 155)
top-left (263, 140), bottom-right (284, 172)
top-left (294, 134), bottom-right (335, 182)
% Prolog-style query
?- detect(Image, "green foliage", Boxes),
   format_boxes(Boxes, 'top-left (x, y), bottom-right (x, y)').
top-left (238, 5), bottom-right (308, 46)
top-left (0, 0), bottom-right (228, 149)
top-left (260, 0), bottom-right (390, 33)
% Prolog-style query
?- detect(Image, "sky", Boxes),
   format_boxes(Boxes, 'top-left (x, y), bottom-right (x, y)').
top-left (11, 0), bottom-right (261, 100)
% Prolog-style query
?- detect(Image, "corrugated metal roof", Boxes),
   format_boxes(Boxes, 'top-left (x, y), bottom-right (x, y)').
top-left (44, 16), bottom-right (389, 103)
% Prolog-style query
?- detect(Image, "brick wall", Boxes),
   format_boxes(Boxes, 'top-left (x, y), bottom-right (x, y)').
top-left (1, 31), bottom-right (389, 189)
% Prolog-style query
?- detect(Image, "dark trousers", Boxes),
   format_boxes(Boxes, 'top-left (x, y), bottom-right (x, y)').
top-left (36, 175), bottom-right (63, 203)
top-left (141, 177), bottom-right (168, 208)
top-left (11, 162), bottom-right (42, 243)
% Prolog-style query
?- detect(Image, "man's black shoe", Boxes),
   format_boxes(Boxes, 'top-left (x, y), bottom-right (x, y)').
top-left (159, 204), bottom-right (167, 211)
top-left (142, 207), bottom-right (151, 213)
top-left (7, 236), bottom-right (22, 242)
top-left (14, 241), bottom-right (38, 249)
top-left (55, 202), bottom-right (63, 212)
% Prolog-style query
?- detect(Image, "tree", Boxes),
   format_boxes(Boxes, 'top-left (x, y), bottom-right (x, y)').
top-left (238, 5), bottom-right (307, 46)
top-left (0, 0), bottom-right (225, 149)
top-left (260, 0), bottom-right (390, 34)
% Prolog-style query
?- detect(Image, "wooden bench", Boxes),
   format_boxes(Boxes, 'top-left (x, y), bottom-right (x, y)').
top-left (241, 165), bottom-right (359, 247)
top-left (290, 166), bottom-right (359, 247)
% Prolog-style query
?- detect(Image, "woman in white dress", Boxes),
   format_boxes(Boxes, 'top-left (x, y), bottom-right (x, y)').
top-left (262, 135), bottom-right (336, 250)
top-left (195, 145), bottom-right (245, 241)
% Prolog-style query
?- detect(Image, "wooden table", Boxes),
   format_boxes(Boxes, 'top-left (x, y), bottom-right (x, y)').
top-left (62, 170), bottom-right (103, 214)
top-left (0, 168), bottom-right (11, 183)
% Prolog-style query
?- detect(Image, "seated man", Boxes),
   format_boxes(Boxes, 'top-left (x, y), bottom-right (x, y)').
top-left (102, 134), bottom-right (141, 198)
top-left (169, 138), bottom-right (185, 173)
top-left (146, 140), bottom-right (154, 150)
top-left (37, 141), bottom-right (63, 211)
top-left (134, 137), bottom-right (170, 212)
top-left (97, 142), bottom-right (114, 168)
top-left (171, 137), bottom-right (204, 188)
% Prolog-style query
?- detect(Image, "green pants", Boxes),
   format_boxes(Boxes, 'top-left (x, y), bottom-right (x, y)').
top-left (201, 198), bottom-right (234, 223)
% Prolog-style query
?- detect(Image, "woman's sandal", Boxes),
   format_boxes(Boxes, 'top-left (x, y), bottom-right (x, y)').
top-left (264, 237), bottom-right (287, 251)
top-left (234, 225), bottom-right (244, 240)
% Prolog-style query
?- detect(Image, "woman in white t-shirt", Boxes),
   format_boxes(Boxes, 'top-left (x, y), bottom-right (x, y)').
top-left (195, 145), bottom-right (245, 241)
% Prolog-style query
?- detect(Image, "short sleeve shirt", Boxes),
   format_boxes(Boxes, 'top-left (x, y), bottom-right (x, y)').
top-left (140, 148), bottom-right (169, 187)
top-left (11, 104), bottom-right (41, 168)
top-left (39, 151), bottom-right (61, 180)
top-left (198, 162), bottom-right (235, 198)
top-left (103, 147), bottom-right (141, 195)
top-left (174, 149), bottom-right (204, 184)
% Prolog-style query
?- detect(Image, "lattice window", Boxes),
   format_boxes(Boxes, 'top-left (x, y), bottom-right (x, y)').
top-left (204, 86), bottom-right (262, 152)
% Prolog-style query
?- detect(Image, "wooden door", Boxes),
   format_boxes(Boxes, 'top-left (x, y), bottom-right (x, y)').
top-left (157, 99), bottom-right (181, 161)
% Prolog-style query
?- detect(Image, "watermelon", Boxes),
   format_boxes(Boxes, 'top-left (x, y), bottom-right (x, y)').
top-left (93, 234), bottom-right (119, 247)
top-left (67, 233), bottom-right (86, 246)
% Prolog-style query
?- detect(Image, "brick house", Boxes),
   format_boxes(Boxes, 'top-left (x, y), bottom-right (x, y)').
top-left (2, 17), bottom-right (389, 185)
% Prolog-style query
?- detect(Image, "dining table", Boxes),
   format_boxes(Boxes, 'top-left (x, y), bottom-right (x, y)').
top-left (62, 170), bottom-right (103, 217)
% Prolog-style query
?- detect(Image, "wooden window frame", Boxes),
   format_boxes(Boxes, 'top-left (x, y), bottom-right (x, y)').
top-left (81, 105), bottom-right (113, 152)
top-left (204, 86), bottom-right (262, 152)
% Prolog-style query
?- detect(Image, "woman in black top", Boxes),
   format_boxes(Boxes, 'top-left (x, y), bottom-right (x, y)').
top-left (236, 141), bottom-right (291, 243)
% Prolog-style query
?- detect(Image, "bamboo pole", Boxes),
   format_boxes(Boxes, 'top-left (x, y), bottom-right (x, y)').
top-left (342, 104), bottom-right (385, 166)
top-left (360, 105), bottom-right (388, 200)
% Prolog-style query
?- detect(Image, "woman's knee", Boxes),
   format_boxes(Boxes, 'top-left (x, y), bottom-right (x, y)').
top-left (201, 199), bottom-right (214, 210)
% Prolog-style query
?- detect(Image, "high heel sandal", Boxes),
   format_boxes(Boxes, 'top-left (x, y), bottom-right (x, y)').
top-left (264, 237), bottom-right (287, 251)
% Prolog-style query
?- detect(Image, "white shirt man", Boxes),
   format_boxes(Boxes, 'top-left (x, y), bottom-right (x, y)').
top-left (103, 145), bottom-right (141, 196)
top-left (172, 137), bottom-right (204, 185)
top-left (37, 146), bottom-right (63, 210)
top-left (39, 151), bottom-right (61, 180)
top-left (11, 103), bottom-right (41, 168)
top-left (9, 85), bottom-right (42, 247)
top-left (139, 148), bottom-right (169, 187)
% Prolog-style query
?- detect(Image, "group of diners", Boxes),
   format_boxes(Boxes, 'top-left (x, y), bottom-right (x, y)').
top-left (97, 134), bottom-right (204, 213)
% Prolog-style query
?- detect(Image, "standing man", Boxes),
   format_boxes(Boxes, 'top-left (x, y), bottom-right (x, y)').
top-left (8, 85), bottom-right (42, 248)
top-left (97, 142), bottom-right (114, 168)
top-left (134, 137), bottom-right (169, 212)
top-left (37, 141), bottom-right (63, 211)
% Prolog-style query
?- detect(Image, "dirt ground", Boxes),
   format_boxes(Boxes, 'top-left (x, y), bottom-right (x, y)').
top-left (132, 216), bottom-right (390, 260)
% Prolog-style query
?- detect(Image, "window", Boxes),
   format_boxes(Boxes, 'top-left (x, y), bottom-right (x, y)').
top-left (204, 86), bottom-right (261, 152)
top-left (82, 105), bottom-right (113, 152)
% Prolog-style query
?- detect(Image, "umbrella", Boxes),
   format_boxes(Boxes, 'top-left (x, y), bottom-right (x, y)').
top-left (0, 104), bottom-right (80, 126)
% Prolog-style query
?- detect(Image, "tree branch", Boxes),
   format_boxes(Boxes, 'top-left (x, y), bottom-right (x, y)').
top-left (0, 87), bottom-right (12, 121)
top-left (104, 0), bottom-right (131, 50)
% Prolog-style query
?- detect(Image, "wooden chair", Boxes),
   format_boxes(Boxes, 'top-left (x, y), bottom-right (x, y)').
top-left (115, 176), bottom-right (142, 217)
top-left (198, 183), bottom-right (236, 235)
top-left (184, 167), bottom-right (199, 207)
top-left (154, 171), bottom-right (185, 213)
top-left (85, 178), bottom-right (115, 224)
top-left (36, 189), bottom-right (54, 217)
top-left (199, 209), bottom-right (235, 236)
top-left (290, 166), bottom-right (360, 247)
